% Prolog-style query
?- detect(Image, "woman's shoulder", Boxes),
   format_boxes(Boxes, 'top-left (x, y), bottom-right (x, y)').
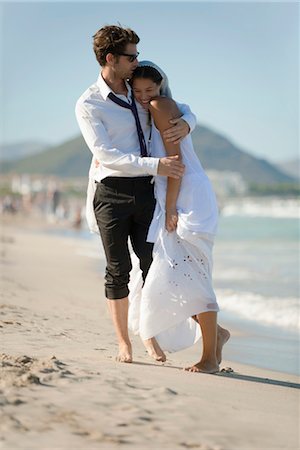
top-left (149, 96), bottom-right (179, 115)
top-left (150, 96), bottom-right (175, 107)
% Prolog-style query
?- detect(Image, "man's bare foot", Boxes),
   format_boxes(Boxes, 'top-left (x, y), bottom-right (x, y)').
top-left (143, 337), bottom-right (166, 362)
top-left (116, 342), bottom-right (132, 363)
top-left (216, 326), bottom-right (230, 364)
top-left (184, 360), bottom-right (219, 374)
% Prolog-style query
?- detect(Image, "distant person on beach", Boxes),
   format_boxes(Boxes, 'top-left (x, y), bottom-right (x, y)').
top-left (75, 25), bottom-right (196, 363)
top-left (128, 62), bottom-right (230, 373)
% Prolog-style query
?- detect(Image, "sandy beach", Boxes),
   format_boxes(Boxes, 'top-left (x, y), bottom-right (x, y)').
top-left (1, 217), bottom-right (299, 450)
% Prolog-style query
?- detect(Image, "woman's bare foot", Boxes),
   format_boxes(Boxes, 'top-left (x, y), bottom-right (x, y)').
top-left (184, 359), bottom-right (219, 374)
top-left (216, 326), bottom-right (230, 364)
top-left (191, 317), bottom-right (230, 365)
top-left (143, 337), bottom-right (166, 362)
top-left (116, 342), bottom-right (132, 363)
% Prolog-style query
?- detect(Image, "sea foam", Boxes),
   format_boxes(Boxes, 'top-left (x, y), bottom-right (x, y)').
top-left (217, 288), bottom-right (300, 332)
top-left (221, 198), bottom-right (300, 219)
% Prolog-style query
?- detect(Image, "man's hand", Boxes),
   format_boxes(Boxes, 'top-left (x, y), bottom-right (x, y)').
top-left (157, 155), bottom-right (185, 179)
top-left (163, 118), bottom-right (190, 144)
top-left (166, 207), bottom-right (178, 232)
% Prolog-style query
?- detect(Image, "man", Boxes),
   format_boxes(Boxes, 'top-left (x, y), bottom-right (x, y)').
top-left (75, 25), bottom-right (196, 363)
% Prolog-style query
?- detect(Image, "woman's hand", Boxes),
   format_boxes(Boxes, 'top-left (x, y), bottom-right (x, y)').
top-left (95, 159), bottom-right (100, 168)
top-left (165, 207), bottom-right (178, 232)
top-left (163, 118), bottom-right (190, 144)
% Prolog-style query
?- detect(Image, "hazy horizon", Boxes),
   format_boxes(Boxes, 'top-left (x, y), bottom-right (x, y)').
top-left (0, 127), bottom-right (298, 166)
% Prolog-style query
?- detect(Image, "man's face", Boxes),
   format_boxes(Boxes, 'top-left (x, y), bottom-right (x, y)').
top-left (113, 43), bottom-right (139, 80)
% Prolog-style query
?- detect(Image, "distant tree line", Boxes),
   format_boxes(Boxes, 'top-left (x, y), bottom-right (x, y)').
top-left (249, 183), bottom-right (300, 196)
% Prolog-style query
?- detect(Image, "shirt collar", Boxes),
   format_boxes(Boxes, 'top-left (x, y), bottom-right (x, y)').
top-left (97, 73), bottom-right (132, 101)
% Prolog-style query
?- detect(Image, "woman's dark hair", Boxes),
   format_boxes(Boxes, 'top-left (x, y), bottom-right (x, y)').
top-left (93, 25), bottom-right (140, 66)
top-left (131, 65), bottom-right (163, 85)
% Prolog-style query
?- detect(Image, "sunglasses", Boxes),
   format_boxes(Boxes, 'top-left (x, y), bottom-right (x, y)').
top-left (117, 52), bottom-right (139, 63)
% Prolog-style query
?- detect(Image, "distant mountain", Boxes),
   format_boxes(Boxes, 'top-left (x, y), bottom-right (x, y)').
top-left (191, 126), bottom-right (295, 185)
top-left (0, 136), bottom-right (89, 177)
top-left (0, 141), bottom-right (50, 162)
top-left (275, 158), bottom-right (300, 180)
top-left (0, 125), bottom-right (296, 186)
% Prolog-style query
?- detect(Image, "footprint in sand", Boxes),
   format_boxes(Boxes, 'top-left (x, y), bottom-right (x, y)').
top-left (0, 354), bottom-right (72, 387)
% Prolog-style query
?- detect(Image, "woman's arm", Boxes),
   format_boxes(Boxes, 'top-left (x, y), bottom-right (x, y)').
top-left (149, 97), bottom-right (183, 232)
top-left (163, 102), bottom-right (197, 144)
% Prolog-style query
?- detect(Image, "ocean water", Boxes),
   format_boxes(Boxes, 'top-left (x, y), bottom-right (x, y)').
top-left (56, 197), bottom-right (299, 376)
top-left (213, 197), bottom-right (299, 375)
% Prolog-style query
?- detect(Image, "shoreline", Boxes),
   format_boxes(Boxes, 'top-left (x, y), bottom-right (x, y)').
top-left (1, 217), bottom-right (299, 449)
top-left (16, 216), bottom-right (299, 376)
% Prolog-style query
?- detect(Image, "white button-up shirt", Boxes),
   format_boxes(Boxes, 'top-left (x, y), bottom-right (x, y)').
top-left (75, 73), bottom-right (197, 181)
top-left (75, 73), bottom-right (197, 233)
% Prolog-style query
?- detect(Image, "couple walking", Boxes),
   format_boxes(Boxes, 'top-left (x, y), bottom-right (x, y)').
top-left (76, 25), bottom-right (230, 373)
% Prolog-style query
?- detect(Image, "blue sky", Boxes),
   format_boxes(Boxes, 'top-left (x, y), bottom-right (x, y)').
top-left (1, 1), bottom-right (298, 162)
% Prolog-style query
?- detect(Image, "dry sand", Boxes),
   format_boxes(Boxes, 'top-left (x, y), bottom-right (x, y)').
top-left (0, 217), bottom-right (299, 450)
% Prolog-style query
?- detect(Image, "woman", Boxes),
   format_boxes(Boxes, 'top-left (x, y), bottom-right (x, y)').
top-left (128, 61), bottom-right (230, 373)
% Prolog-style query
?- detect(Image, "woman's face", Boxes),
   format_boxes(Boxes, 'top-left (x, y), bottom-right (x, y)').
top-left (132, 78), bottom-right (161, 110)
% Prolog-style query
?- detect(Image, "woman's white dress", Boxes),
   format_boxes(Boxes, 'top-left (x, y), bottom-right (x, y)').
top-left (128, 121), bottom-right (220, 352)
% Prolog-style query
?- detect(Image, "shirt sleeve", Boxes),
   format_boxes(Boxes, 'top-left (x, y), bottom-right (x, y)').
top-left (176, 102), bottom-right (197, 133)
top-left (75, 100), bottom-right (159, 176)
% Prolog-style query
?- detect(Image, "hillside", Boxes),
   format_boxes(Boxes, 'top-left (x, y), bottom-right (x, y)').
top-left (276, 158), bottom-right (300, 180)
top-left (0, 141), bottom-right (49, 162)
top-left (0, 137), bottom-right (90, 178)
top-left (191, 126), bottom-right (295, 185)
top-left (0, 125), bottom-right (295, 185)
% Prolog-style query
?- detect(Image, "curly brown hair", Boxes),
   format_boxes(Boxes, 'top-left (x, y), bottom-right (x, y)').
top-left (93, 25), bottom-right (140, 67)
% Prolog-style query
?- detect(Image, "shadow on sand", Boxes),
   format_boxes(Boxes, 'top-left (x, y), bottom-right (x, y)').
top-left (215, 370), bottom-right (300, 389)
top-left (131, 361), bottom-right (300, 390)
